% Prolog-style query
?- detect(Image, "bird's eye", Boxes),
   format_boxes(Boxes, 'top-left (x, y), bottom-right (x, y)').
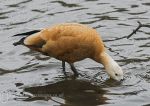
top-left (115, 73), bottom-right (118, 76)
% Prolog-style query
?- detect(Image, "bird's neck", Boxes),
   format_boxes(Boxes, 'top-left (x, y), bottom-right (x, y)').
top-left (96, 52), bottom-right (119, 73)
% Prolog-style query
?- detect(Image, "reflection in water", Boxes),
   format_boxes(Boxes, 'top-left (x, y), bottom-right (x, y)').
top-left (23, 79), bottom-right (108, 105)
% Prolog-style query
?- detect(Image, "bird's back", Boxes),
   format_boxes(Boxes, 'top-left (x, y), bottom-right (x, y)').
top-left (24, 23), bottom-right (105, 63)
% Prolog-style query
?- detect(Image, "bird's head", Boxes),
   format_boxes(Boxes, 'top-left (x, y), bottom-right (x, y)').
top-left (105, 61), bottom-right (123, 81)
top-left (98, 52), bottom-right (124, 81)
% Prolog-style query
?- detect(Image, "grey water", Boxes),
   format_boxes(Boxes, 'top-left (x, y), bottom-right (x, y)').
top-left (0, 0), bottom-right (150, 106)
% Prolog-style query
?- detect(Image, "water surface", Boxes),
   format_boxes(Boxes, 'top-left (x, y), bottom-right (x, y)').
top-left (0, 0), bottom-right (150, 106)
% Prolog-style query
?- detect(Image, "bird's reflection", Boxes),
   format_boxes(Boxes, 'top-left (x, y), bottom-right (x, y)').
top-left (23, 79), bottom-right (108, 106)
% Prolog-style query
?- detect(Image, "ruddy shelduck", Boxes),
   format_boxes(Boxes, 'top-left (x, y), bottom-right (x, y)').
top-left (14, 23), bottom-right (123, 81)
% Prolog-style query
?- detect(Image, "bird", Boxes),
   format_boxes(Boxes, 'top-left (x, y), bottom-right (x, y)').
top-left (13, 23), bottom-right (123, 81)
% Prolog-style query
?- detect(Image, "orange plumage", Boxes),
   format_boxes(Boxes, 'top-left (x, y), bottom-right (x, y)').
top-left (15, 23), bottom-right (123, 81)
top-left (24, 23), bottom-right (105, 63)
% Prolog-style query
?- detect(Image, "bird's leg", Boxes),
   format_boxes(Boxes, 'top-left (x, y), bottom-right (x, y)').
top-left (62, 61), bottom-right (66, 72)
top-left (69, 63), bottom-right (79, 76)
top-left (62, 61), bottom-right (67, 77)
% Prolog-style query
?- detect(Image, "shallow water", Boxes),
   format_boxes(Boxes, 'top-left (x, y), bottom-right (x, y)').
top-left (0, 0), bottom-right (150, 106)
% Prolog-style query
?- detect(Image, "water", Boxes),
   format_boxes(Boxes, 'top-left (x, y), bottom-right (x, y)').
top-left (0, 0), bottom-right (150, 106)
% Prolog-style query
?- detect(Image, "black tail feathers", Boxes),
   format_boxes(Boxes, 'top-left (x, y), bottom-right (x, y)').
top-left (13, 29), bottom-right (41, 46)
top-left (13, 37), bottom-right (26, 46)
top-left (13, 30), bottom-right (41, 37)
